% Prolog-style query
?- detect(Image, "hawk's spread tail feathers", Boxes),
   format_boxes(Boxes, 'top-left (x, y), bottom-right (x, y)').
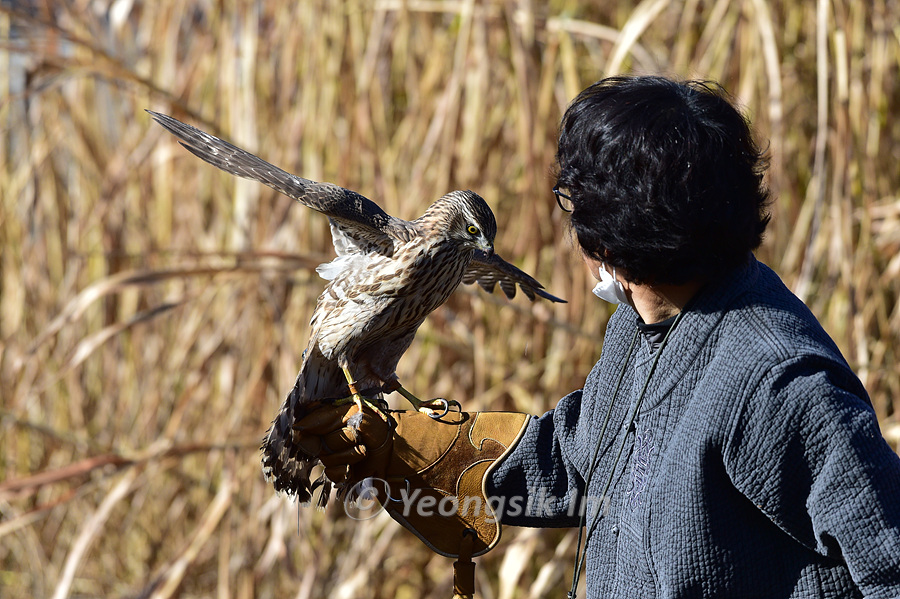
top-left (260, 382), bottom-right (324, 505)
top-left (261, 351), bottom-right (337, 507)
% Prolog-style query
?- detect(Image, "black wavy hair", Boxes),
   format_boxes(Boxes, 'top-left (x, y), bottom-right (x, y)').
top-left (555, 76), bottom-right (771, 285)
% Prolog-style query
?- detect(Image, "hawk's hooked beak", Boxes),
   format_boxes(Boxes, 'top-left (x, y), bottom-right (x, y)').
top-left (480, 242), bottom-right (494, 258)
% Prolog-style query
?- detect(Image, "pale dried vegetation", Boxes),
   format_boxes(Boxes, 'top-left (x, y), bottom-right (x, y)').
top-left (1, 1), bottom-right (898, 598)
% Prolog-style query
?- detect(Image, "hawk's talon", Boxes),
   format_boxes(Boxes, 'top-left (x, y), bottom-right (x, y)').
top-left (392, 383), bottom-right (462, 418)
top-left (421, 398), bottom-right (461, 419)
top-left (423, 399), bottom-right (449, 419)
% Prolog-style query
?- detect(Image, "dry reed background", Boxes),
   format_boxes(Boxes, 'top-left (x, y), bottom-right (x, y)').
top-left (1, 0), bottom-right (899, 597)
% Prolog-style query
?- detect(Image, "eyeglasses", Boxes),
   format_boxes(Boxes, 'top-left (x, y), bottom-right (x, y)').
top-left (552, 185), bottom-right (573, 213)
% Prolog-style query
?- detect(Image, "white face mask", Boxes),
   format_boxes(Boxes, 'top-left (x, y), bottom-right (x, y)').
top-left (592, 263), bottom-right (629, 304)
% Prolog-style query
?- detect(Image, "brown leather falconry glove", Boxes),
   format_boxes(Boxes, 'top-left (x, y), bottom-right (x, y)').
top-left (294, 403), bottom-right (530, 558)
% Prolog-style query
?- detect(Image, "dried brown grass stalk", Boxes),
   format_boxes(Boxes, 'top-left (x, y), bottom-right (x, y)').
top-left (1, 1), bottom-right (898, 597)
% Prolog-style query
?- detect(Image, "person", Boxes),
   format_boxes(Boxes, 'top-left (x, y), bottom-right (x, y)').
top-left (293, 75), bottom-right (900, 597)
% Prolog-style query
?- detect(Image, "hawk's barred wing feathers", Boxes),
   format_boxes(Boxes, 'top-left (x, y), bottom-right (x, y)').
top-left (148, 110), bottom-right (565, 305)
top-left (146, 110), bottom-right (412, 257)
top-left (464, 250), bottom-right (565, 303)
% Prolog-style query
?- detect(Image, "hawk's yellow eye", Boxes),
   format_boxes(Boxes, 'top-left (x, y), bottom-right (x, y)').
top-left (467, 225), bottom-right (479, 235)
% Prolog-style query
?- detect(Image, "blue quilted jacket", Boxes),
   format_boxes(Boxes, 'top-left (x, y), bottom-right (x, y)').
top-left (489, 257), bottom-right (900, 598)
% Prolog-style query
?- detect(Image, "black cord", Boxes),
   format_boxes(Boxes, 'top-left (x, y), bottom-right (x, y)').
top-left (567, 311), bottom-right (684, 597)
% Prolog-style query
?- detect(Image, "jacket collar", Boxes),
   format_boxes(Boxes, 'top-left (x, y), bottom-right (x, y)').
top-left (620, 254), bottom-right (761, 412)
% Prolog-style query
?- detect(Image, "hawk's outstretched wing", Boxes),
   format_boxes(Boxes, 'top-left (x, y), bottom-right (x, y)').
top-left (147, 110), bottom-right (414, 256)
top-left (463, 250), bottom-right (566, 303)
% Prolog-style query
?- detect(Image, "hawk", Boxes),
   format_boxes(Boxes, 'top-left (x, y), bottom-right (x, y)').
top-left (148, 111), bottom-right (564, 503)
